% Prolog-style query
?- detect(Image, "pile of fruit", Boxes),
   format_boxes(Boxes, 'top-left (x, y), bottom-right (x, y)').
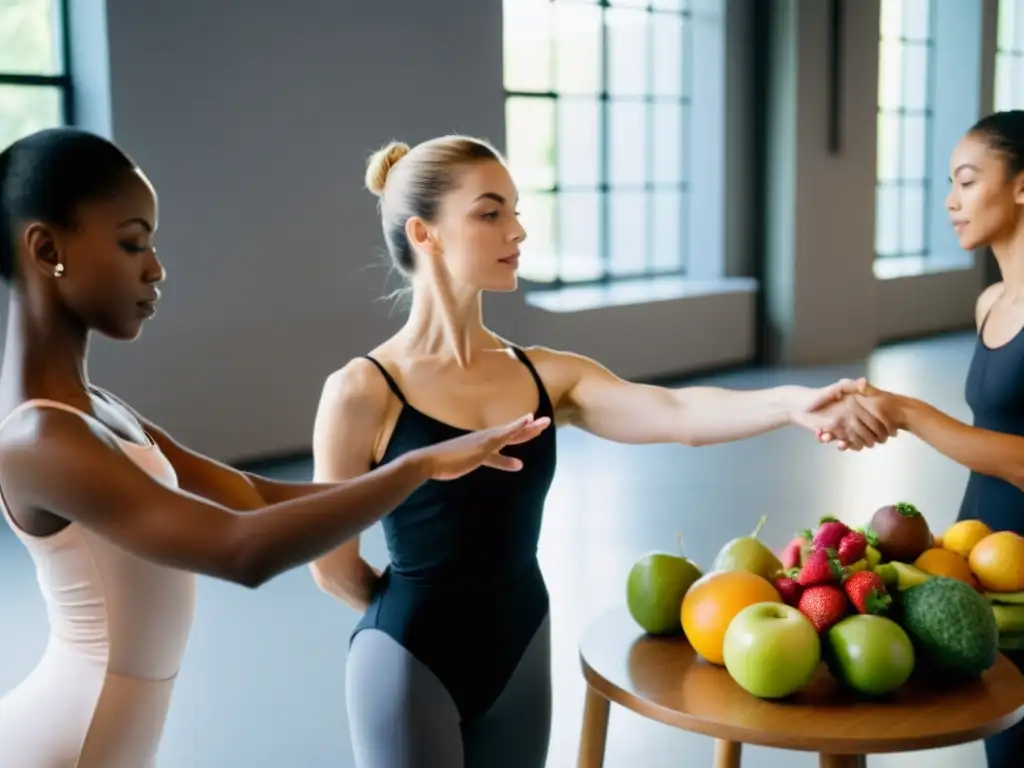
top-left (625, 504), bottom-right (1024, 702)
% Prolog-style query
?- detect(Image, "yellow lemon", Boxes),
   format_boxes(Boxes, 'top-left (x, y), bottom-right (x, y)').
top-left (941, 519), bottom-right (993, 558)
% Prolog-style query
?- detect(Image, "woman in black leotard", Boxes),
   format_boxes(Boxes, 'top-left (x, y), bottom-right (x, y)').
top-left (827, 110), bottom-right (1024, 768)
top-left (310, 135), bottom-right (894, 768)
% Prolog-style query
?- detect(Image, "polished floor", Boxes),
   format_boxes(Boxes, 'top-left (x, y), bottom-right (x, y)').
top-left (0, 331), bottom-right (996, 767)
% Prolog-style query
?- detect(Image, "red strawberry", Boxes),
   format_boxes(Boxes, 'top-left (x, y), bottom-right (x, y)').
top-left (797, 547), bottom-right (844, 586)
top-left (836, 530), bottom-right (867, 565)
top-left (780, 536), bottom-right (806, 569)
top-left (843, 570), bottom-right (892, 615)
top-left (813, 516), bottom-right (850, 551)
top-left (797, 584), bottom-right (849, 633)
top-left (774, 575), bottom-right (803, 606)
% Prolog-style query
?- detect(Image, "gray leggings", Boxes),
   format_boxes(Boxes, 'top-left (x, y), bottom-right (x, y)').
top-left (345, 614), bottom-right (552, 768)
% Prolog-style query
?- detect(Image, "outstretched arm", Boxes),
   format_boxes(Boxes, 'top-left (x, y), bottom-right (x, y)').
top-left (856, 383), bottom-right (1024, 491)
top-left (97, 388), bottom-right (339, 510)
top-left (531, 348), bottom-right (891, 448)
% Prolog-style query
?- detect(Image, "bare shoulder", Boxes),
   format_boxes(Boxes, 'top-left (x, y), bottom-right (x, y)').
top-left (0, 404), bottom-right (142, 511)
top-left (317, 357), bottom-right (392, 416)
top-left (976, 281), bottom-right (1004, 329)
top-left (517, 345), bottom-right (619, 405)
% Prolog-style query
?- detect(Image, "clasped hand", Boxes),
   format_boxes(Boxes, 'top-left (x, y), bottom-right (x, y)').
top-left (793, 378), bottom-right (900, 452)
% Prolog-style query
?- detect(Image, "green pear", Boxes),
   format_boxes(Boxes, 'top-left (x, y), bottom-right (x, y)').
top-left (626, 532), bottom-right (703, 635)
top-left (712, 516), bottom-right (784, 581)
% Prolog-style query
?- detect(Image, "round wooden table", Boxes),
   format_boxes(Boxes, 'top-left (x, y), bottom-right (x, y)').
top-left (577, 607), bottom-right (1024, 768)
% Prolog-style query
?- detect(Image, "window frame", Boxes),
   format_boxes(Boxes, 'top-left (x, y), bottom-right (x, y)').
top-left (995, 0), bottom-right (1023, 113)
top-left (874, 0), bottom-right (937, 262)
top-left (503, 0), bottom-right (695, 291)
top-left (0, 0), bottom-right (75, 136)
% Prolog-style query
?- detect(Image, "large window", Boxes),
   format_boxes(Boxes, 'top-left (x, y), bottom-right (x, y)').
top-left (996, 0), bottom-right (1023, 112)
top-left (875, 0), bottom-right (935, 261)
top-left (503, 0), bottom-right (692, 288)
top-left (0, 0), bottom-right (72, 151)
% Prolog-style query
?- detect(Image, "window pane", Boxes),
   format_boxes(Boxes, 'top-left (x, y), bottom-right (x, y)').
top-left (609, 100), bottom-right (646, 186)
top-left (900, 115), bottom-right (927, 180)
top-left (876, 113), bottom-right (901, 181)
top-left (652, 190), bottom-right (684, 272)
top-left (652, 14), bottom-right (684, 98)
top-left (558, 191), bottom-right (602, 283)
top-left (517, 192), bottom-right (557, 283)
top-left (505, 97), bottom-right (555, 191)
top-left (996, 54), bottom-right (1014, 112)
top-left (652, 1), bottom-right (686, 10)
top-left (880, 0), bottom-right (903, 39)
top-left (606, 8), bottom-right (648, 97)
top-left (901, 0), bottom-right (931, 41)
top-left (609, 191), bottom-right (648, 277)
top-left (609, 0), bottom-right (648, 8)
top-left (999, 0), bottom-right (1017, 51)
top-left (652, 102), bottom-right (685, 185)
top-left (901, 45), bottom-right (930, 111)
top-left (875, 184), bottom-right (901, 256)
top-left (878, 39), bottom-right (903, 108)
top-left (901, 184), bottom-right (926, 254)
top-left (558, 97), bottom-right (601, 188)
top-left (0, 84), bottom-right (62, 151)
top-left (503, 0), bottom-right (552, 92)
top-left (0, 0), bottom-right (60, 75)
top-left (554, 2), bottom-right (603, 96)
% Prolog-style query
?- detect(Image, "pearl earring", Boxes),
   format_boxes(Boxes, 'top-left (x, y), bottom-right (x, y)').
top-left (53, 263), bottom-right (64, 277)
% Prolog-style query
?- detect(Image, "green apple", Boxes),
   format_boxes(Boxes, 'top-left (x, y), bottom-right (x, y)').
top-left (826, 614), bottom-right (915, 696)
top-left (723, 602), bottom-right (821, 698)
top-left (626, 550), bottom-right (702, 635)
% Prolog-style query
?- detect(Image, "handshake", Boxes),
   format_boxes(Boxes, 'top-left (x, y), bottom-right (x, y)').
top-left (794, 377), bottom-right (904, 452)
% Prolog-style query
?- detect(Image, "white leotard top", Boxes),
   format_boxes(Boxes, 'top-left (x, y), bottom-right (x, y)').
top-left (0, 398), bottom-right (196, 680)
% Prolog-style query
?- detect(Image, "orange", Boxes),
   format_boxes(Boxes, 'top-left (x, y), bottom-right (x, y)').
top-left (680, 570), bottom-right (781, 665)
top-left (913, 548), bottom-right (979, 589)
top-left (941, 520), bottom-right (992, 558)
top-left (969, 532), bottom-right (1024, 592)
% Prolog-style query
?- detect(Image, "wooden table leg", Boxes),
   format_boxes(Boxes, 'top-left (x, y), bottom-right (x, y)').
top-left (819, 755), bottom-right (866, 768)
top-left (577, 685), bottom-right (610, 768)
top-left (713, 739), bottom-right (742, 768)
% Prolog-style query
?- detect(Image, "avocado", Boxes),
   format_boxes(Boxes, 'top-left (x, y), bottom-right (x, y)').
top-left (900, 578), bottom-right (998, 679)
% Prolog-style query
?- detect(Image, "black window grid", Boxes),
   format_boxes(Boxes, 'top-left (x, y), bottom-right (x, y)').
top-left (504, 0), bottom-right (694, 290)
top-left (0, 0), bottom-right (75, 134)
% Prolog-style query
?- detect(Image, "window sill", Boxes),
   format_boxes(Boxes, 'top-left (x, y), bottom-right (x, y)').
top-left (523, 275), bottom-right (758, 313)
top-left (873, 253), bottom-right (976, 280)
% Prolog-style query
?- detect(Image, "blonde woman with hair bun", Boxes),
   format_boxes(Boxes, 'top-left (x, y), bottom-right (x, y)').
top-left (311, 135), bottom-right (894, 767)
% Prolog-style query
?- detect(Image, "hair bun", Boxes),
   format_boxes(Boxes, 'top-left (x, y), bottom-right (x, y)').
top-left (365, 141), bottom-right (410, 196)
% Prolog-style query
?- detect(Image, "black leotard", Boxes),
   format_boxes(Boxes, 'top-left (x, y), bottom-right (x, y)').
top-left (957, 307), bottom-right (1024, 768)
top-left (958, 311), bottom-right (1024, 534)
top-left (351, 346), bottom-right (558, 722)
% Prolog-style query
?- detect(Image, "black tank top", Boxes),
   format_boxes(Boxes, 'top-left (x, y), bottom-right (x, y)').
top-left (351, 346), bottom-right (558, 721)
top-left (958, 311), bottom-right (1024, 534)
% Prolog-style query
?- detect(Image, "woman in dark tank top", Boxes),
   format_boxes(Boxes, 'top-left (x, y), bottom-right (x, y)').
top-left (835, 111), bottom-right (1024, 768)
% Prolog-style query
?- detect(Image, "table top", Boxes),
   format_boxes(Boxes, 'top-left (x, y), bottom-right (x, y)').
top-left (579, 607), bottom-right (1024, 755)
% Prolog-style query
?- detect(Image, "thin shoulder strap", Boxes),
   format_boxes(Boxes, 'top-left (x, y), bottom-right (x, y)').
top-left (510, 346), bottom-right (553, 411)
top-left (0, 399), bottom-right (93, 438)
top-left (362, 355), bottom-right (409, 405)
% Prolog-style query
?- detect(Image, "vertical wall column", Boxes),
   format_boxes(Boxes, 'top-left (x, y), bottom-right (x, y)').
top-left (762, 0), bottom-right (882, 366)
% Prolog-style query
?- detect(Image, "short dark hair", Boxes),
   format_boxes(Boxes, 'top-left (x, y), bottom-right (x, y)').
top-left (0, 128), bottom-right (137, 282)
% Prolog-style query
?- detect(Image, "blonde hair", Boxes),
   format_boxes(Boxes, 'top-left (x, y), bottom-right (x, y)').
top-left (364, 135), bottom-right (503, 275)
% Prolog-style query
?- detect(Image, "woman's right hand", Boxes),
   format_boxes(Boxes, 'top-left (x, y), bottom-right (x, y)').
top-left (411, 414), bottom-right (552, 481)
